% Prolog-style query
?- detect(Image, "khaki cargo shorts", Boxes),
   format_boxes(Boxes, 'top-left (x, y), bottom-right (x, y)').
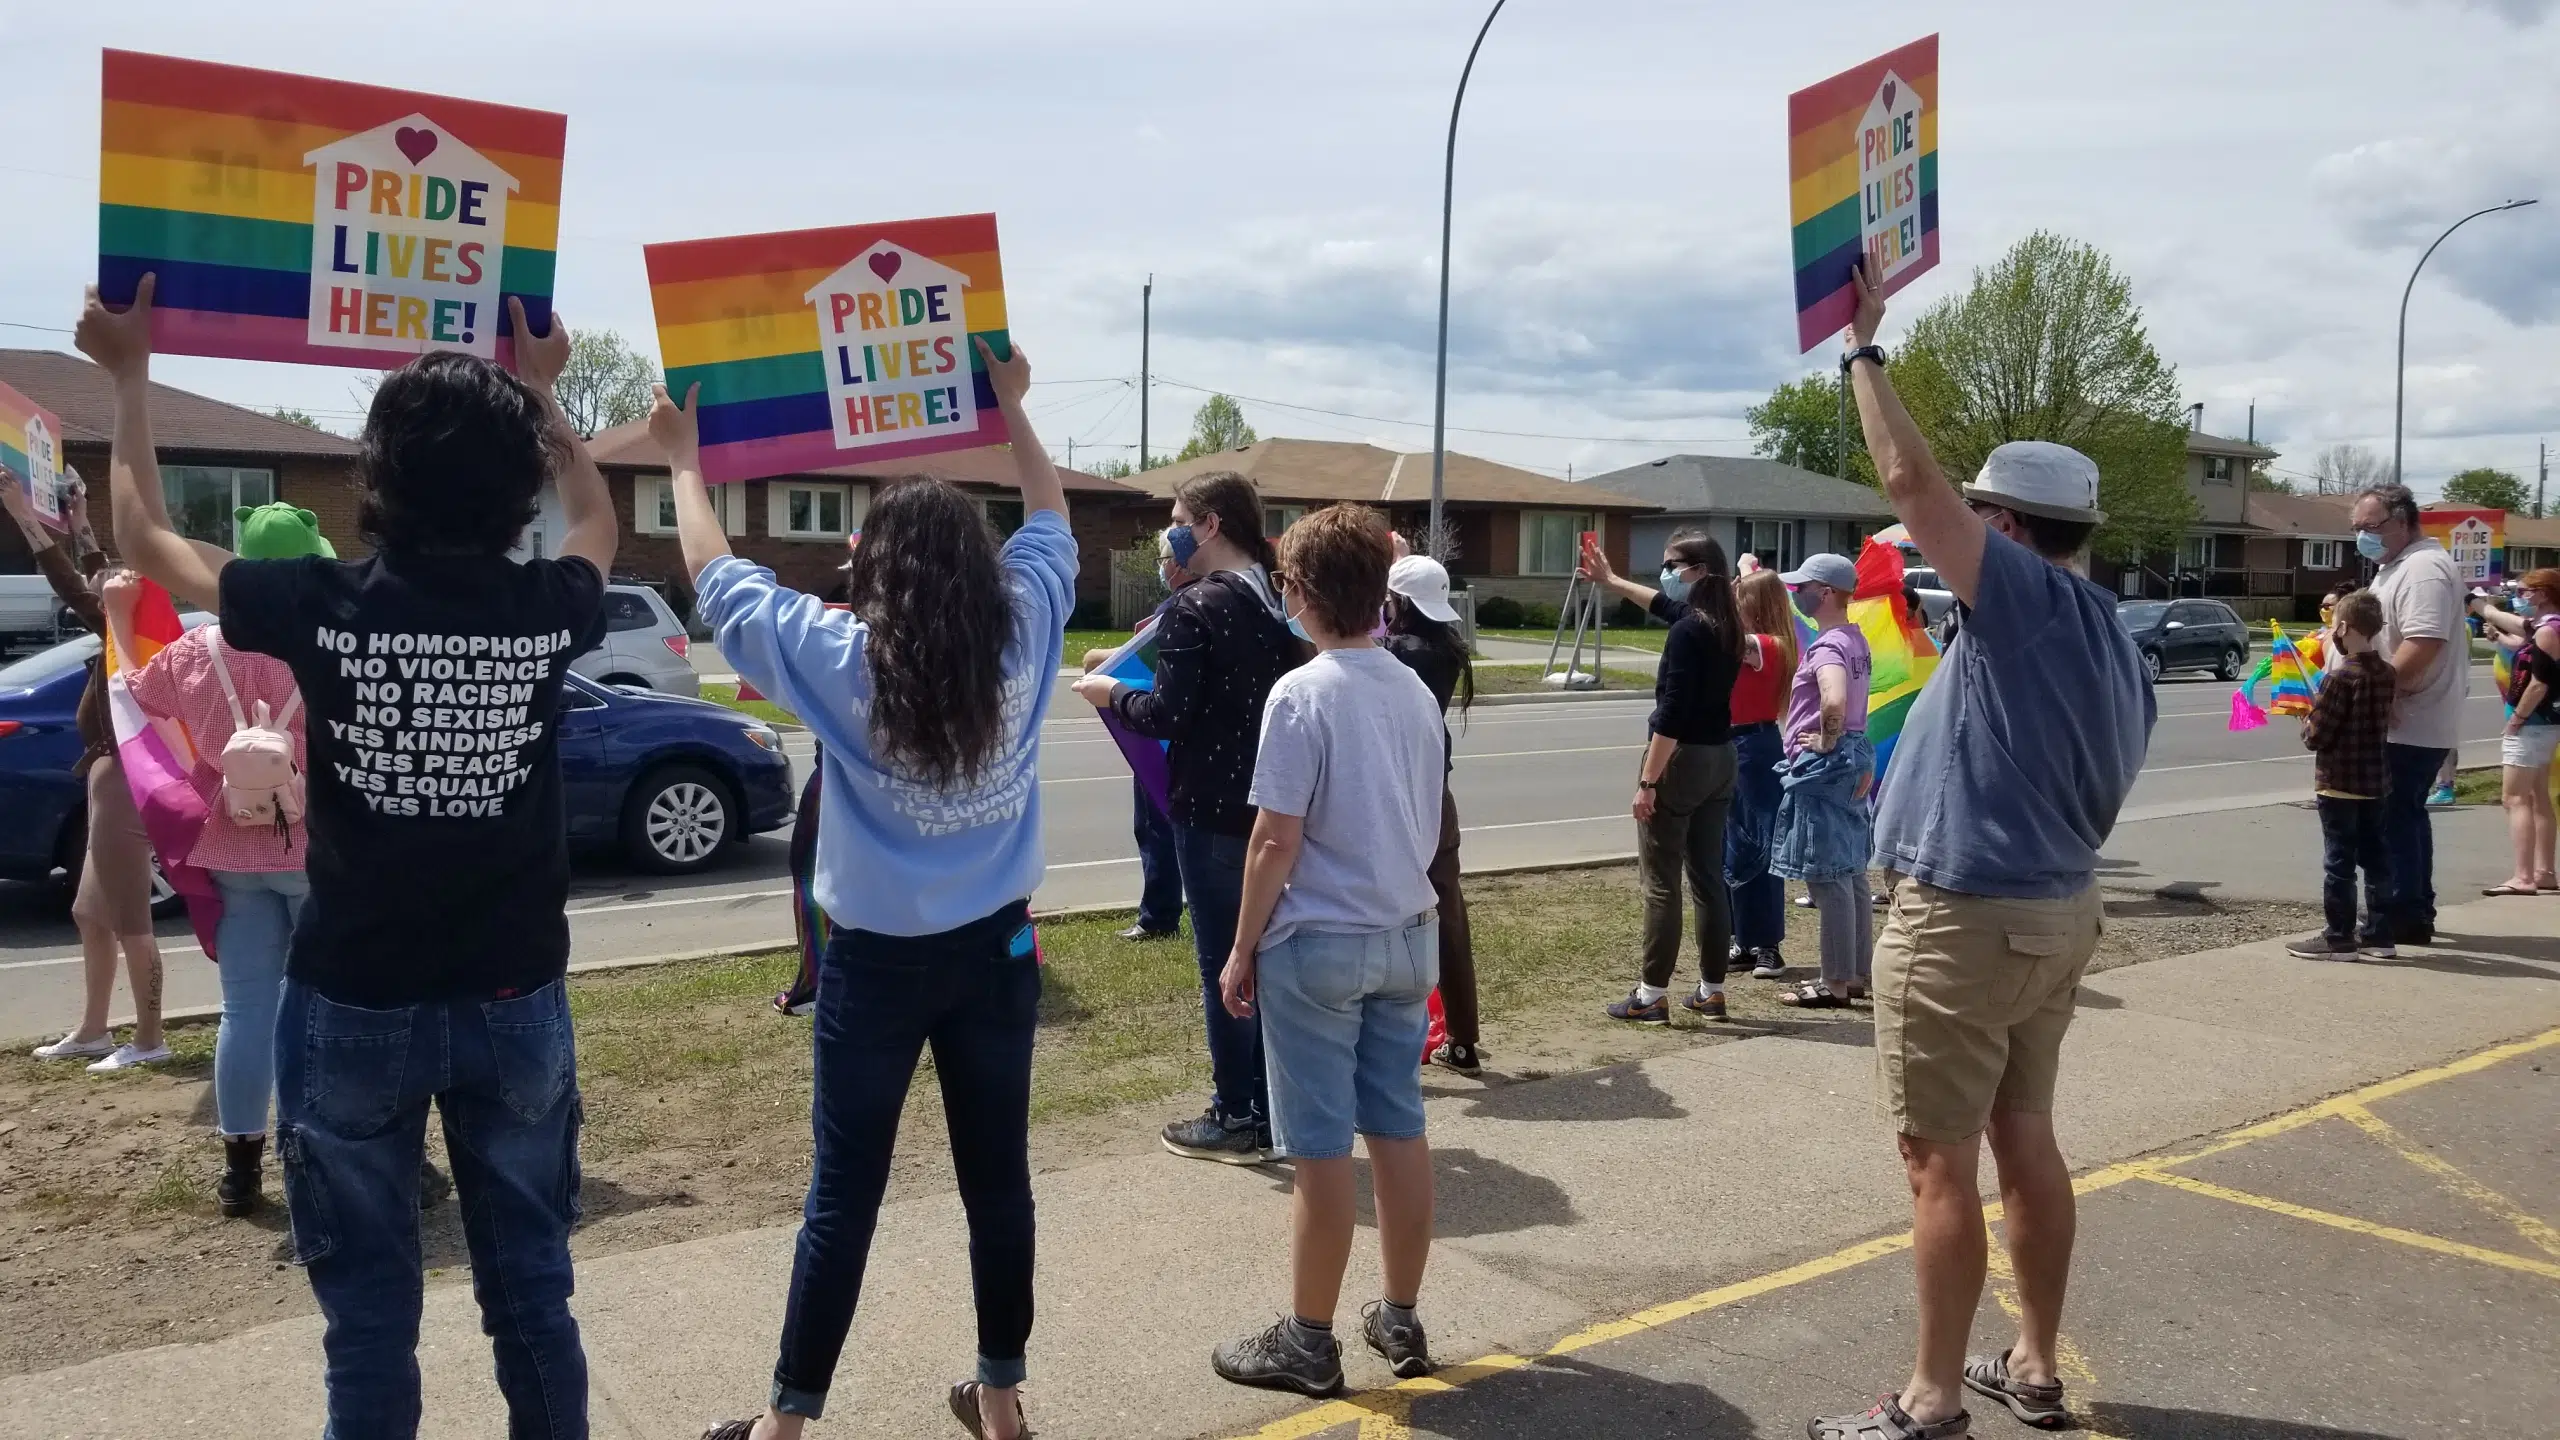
top-left (1872, 875), bottom-right (2102, 1144)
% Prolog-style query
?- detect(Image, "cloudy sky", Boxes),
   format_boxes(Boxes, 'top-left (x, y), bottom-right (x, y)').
top-left (5, 0), bottom-right (2554, 497)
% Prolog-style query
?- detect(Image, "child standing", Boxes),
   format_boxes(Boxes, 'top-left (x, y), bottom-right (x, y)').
top-left (2291, 591), bottom-right (2397, 960)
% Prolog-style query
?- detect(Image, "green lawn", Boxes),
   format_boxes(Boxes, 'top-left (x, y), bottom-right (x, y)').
top-left (1474, 664), bottom-right (1655, 695)
top-left (699, 683), bottom-right (799, 728)
top-left (1475, 626), bottom-right (1667, 653)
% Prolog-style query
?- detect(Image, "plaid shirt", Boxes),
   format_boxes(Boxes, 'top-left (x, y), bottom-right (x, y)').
top-left (2301, 651), bottom-right (2392, 799)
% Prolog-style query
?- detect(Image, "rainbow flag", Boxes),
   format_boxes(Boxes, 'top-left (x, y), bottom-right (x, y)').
top-left (2230, 622), bottom-right (2324, 730)
top-left (1788, 35), bottom-right (1940, 352)
top-left (103, 581), bottom-right (222, 957)
top-left (644, 213), bottom-right (1011, 485)
top-left (1092, 618), bottom-right (1172, 819)
top-left (97, 50), bottom-right (566, 371)
top-left (1847, 534), bottom-right (1941, 786)
top-left (0, 380), bottom-right (67, 531)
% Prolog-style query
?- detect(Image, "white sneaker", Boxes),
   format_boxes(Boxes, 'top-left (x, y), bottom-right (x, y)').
top-left (86, 1043), bottom-right (172, 1072)
top-left (31, 1032), bottom-right (115, 1061)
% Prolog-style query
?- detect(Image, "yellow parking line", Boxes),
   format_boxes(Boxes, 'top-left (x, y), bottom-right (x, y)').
top-left (2332, 1102), bottom-right (2560, 1259)
top-left (2133, 1169), bottom-right (2560, 1282)
top-left (1984, 1248), bottom-right (2129, 1440)
top-left (1218, 1026), bottom-right (2560, 1439)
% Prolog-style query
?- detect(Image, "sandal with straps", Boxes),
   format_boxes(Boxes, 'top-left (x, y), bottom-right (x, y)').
top-left (1807, 1394), bottom-right (1971, 1438)
top-left (1780, 979), bottom-right (1854, 1009)
top-left (1963, 1349), bottom-right (2068, 1429)
top-left (949, 1381), bottom-right (1035, 1440)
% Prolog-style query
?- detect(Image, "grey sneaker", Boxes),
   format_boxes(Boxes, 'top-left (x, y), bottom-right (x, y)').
top-left (1362, 1300), bottom-right (1433, 1378)
top-left (1162, 1108), bottom-right (1267, 1165)
top-left (1212, 1316), bottom-right (1344, 1397)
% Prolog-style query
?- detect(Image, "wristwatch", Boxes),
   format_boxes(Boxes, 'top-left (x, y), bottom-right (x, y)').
top-left (1636, 779), bottom-right (1661, 791)
top-left (1840, 344), bottom-right (1887, 372)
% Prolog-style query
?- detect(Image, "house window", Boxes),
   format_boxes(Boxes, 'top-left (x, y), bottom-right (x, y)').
top-left (1519, 510), bottom-right (1595, 576)
top-left (1737, 518), bottom-right (1801, 573)
top-left (1266, 505), bottom-right (1308, 535)
top-left (2302, 539), bottom-right (2346, 571)
top-left (2202, 455), bottom-right (2235, 484)
top-left (768, 483), bottom-right (863, 541)
top-left (635, 478), bottom-right (745, 537)
top-left (2178, 535), bottom-right (2214, 570)
top-left (161, 466), bottom-right (275, 548)
top-left (982, 497), bottom-right (1026, 538)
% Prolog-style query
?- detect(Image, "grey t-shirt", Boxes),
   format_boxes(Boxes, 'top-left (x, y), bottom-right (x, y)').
top-left (1248, 646), bottom-right (1445, 949)
top-left (1870, 528), bottom-right (2156, 899)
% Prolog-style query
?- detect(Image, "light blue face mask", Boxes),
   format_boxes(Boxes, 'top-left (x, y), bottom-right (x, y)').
top-left (1285, 595), bottom-right (1312, 642)
top-left (2355, 529), bottom-right (2388, 563)
top-left (1658, 567), bottom-right (1691, 604)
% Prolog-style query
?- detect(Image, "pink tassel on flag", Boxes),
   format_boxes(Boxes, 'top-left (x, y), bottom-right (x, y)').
top-left (2227, 691), bottom-right (2269, 732)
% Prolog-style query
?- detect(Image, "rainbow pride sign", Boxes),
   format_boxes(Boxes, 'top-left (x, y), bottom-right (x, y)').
top-left (1788, 34), bottom-right (1939, 353)
top-left (645, 214), bottom-right (1010, 484)
top-left (97, 50), bottom-right (566, 370)
top-left (0, 381), bottom-right (67, 531)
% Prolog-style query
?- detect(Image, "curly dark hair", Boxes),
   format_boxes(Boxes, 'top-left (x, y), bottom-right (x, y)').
top-left (842, 478), bottom-right (1015, 788)
top-left (357, 352), bottom-right (564, 555)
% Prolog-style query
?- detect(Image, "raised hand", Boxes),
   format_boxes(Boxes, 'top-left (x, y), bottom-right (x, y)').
top-left (1848, 259), bottom-right (1885, 349)
top-left (975, 336), bottom-right (1031, 408)
top-left (76, 276), bottom-right (156, 383)
top-left (511, 298), bottom-right (570, 394)
top-left (649, 382), bottom-right (702, 463)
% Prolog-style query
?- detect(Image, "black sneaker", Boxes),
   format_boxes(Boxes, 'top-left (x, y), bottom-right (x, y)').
top-left (1748, 949), bottom-right (1787, 979)
top-left (1605, 990), bottom-right (1668, 1025)
top-left (2286, 936), bottom-right (2355, 960)
top-left (1430, 1042), bottom-right (1484, 1077)
top-left (1213, 1316), bottom-right (1344, 1396)
top-left (1162, 1107), bottom-right (1267, 1165)
top-left (2392, 922), bottom-right (2434, 948)
top-left (1363, 1300), bottom-right (1433, 1379)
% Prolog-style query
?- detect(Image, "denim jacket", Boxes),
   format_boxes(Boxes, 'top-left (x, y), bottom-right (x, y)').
top-left (1770, 733), bottom-right (1875, 882)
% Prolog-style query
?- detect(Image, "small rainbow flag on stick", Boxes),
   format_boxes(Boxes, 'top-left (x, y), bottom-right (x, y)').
top-left (2229, 621), bottom-right (2324, 731)
top-left (97, 50), bottom-right (566, 371)
top-left (1787, 35), bottom-right (1940, 353)
top-left (644, 213), bottom-right (1011, 485)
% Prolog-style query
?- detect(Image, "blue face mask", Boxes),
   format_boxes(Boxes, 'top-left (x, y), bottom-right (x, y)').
top-left (1166, 523), bottom-right (1202, 569)
top-left (1658, 567), bottom-right (1691, 604)
top-left (2355, 529), bottom-right (2387, 563)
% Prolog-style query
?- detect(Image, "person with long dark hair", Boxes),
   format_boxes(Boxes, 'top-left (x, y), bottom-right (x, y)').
top-left (662, 341), bottom-right (1072, 1440)
top-left (1071, 471), bottom-right (1303, 1164)
top-left (1578, 530), bottom-right (1746, 1022)
top-left (1381, 536), bottom-right (1483, 1075)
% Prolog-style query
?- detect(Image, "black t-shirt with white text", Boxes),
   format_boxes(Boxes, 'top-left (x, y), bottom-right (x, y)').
top-left (220, 552), bottom-right (606, 1006)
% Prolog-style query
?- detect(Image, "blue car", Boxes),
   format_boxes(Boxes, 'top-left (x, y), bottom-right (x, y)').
top-left (0, 636), bottom-right (793, 896)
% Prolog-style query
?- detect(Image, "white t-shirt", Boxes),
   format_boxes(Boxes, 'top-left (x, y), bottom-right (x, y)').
top-left (1247, 646), bottom-right (1444, 949)
top-left (2372, 537), bottom-right (2469, 749)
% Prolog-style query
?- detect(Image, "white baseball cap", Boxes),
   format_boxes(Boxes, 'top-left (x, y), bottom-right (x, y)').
top-left (1778, 552), bottom-right (1859, 593)
top-left (1387, 555), bottom-right (1462, 623)
top-left (1965, 441), bottom-right (2105, 525)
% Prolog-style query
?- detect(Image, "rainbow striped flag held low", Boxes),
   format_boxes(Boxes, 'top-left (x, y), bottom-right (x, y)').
top-left (97, 50), bottom-right (566, 371)
top-left (2229, 622), bottom-right (2325, 731)
top-left (103, 580), bottom-right (223, 958)
top-left (644, 213), bottom-right (1011, 485)
top-left (1788, 35), bottom-right (1940, 353)
top-left (0, 380), bottom-right (68, 531)
top-left (1091, 620), bottom-right (1172, 820)
top-left (1846, 537), bottom-right (1942, 787)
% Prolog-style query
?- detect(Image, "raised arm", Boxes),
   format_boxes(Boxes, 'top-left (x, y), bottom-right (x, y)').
top-left (647, 382), bottom-right (730, 586)
top-left (1, 482), bottom-right (103, 633)
top-left (976, 338), bottom-right (1063, 519)
top-left (1576, 532), bottom-right (1660, 610)
top-left (510, 300), bottom-right (616, 575)
top-left (1845, 261), bottom-right (1985, 608)
top-left (75, 276), bottom-right (231, 612)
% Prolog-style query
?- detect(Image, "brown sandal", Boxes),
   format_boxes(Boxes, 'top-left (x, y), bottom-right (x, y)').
top-left (949, 1382), bottom-right (1034, 1440)
top-left (1780, 980), bottom-right (1854, 1009)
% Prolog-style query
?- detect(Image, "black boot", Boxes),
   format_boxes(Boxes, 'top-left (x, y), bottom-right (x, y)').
top-left (219, 1135), bottom-right (265, 1218)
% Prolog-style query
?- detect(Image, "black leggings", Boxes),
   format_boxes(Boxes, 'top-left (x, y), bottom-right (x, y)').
top-left (770, 900), bottom-right (1041, 1418)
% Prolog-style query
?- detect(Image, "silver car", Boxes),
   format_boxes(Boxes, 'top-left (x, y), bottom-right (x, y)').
top-left (572, 583), bottom-right (701, 696)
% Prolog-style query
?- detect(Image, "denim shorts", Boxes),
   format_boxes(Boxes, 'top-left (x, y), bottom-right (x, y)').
top-left (1256, 915), bottom-right (1439, 1160)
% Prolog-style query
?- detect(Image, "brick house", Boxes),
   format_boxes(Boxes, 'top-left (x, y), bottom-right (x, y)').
top-left (0, 348), bottom-right (366, 566)
top-left (582, 419), bottom-right (1148, 615)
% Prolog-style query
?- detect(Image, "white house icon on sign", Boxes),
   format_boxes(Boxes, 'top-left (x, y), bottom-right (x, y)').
top-left (806, 242), bottom-right (978, 453)
top-left (1857, 70), bottom-right (1926, 286)
top-left (303, 114), bottom-right (519, 359)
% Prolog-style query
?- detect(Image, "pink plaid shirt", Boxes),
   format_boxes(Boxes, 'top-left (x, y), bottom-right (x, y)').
top-left (125, 626), bottom-right (308, 873)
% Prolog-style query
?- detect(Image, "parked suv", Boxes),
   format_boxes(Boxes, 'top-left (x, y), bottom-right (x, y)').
top-left (2117, 598), bottom-right (2252, 682)
top-left (571, 583), bottom-right (700, 696)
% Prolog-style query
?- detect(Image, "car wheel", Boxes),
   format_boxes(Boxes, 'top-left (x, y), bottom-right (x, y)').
top-left (621, 764), bottom-right (735, 874)
top-left (2142, 647), bottom-right (2163, 683)
top-left (2215, 645), bottom-right (2246, 681)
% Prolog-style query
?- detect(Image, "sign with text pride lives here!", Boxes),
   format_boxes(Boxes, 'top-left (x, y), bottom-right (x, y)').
top-left (645, 214), bottom-right (1012, 484)
top-left (97, 50), bottom-right (566, 371)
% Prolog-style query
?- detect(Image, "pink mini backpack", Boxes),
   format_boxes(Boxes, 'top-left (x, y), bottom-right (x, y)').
top-left (204, 630), bottom-right (305, 844)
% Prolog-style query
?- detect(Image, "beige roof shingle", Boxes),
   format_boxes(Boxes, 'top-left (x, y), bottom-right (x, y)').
top-left (1112, 438), bottom-right (1655, 511)
top-left (0, 348), bottom-right (358, 458)
top-left (586, 419), bottom-right (1143, 496)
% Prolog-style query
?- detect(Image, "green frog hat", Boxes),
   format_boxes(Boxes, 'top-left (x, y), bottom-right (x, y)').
top-left (234, 502), bottom-right (337, 561)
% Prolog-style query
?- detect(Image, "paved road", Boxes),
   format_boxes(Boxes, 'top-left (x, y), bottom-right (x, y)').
top-left (0, 666), bottom-right (2512, 1041)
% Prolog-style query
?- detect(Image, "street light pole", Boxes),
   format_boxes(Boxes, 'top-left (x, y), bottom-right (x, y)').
top-left (1429, 0), bottom-right (1510, 561)
top-left (2393, 198), bottom-right (2537, 486)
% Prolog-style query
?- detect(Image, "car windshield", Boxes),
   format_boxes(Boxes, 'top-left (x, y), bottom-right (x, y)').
top-left (0, 633), bottom-right (103, 690)
top-left (2117, 602), bottom-right (2169, 629)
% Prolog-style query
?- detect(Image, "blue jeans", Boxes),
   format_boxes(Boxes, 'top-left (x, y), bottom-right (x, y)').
top-left (1771, 735), bottom-right (1876, 884)
top-left (210, 869), bottom-right (306, 1137)
top-left (2383, 742), bottom-right (2447, 933)
top-left (1724, 723), bottom-right (1786, 953)
top-left (775, 902), bottom-right (1040, 1417)
top-left (1133, 779), bottom-right (1184, 934)
top-left (1173, 823), bottom-right (1264, 1124)
top-left (276, 977), bottom-right (586, 1440)
top-left (1256, 917), bottom-right (1438, 1160)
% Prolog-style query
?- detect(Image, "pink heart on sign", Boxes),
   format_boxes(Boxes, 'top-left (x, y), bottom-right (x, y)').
top-left (868, 251), bottom-right (902, 284)
top-left (1882, 80), bottom-right (1897, 111)
top-left (395, 126), bottom-right (438, 165)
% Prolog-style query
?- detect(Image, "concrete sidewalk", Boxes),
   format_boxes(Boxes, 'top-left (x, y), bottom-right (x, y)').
top-left (10, 902), bottom-right (2557, 1440)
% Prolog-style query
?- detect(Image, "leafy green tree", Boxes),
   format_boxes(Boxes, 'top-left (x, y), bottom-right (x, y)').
top-left (1746, 374), bottom-right (1872, 484)
top-left (1889, 231), bottom-right (2195, 562)
top-left (2248, 462), bottom-right (2296, 494)
top-left (555, 329), bottom-right (660, 438)
top-left (1087, 452), bottom-right (1176, 479)
top-left (2440, 466), bottom-right (2529, 511)
top-left (267, 406), bottom-right (327, 431)
top-left (1176, 393), bottom-right (1257, 462)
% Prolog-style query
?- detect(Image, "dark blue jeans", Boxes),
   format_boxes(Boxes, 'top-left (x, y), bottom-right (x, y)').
top-left (2383, 742), bottom-right (2447, 934)
top-left (1134, 779), bottom-right (1184, 934)
top-left (774, 901), bottom-right (1041, 1418)
top-left (1173, 822), bottom-right (1264, 1124)
top-left (1725, 722), bottom-right (1786, 953)
top-left (2316, 795), bottom-right (2390, 946)
top-left (275, 977), bottom-right (586, 1440)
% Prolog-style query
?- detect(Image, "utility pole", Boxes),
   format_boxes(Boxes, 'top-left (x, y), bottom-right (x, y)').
top-left (2540, 439), bottom-right (2549, 520)
top-left (1139, 275), bottom-right (1153, 472)
top-left (1065, 438), bottom-right (1075, 472)
top-left (2394, 199), bottom-right (2537, 485)
top-left (1430, 0), bottom-right (1510, 560)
